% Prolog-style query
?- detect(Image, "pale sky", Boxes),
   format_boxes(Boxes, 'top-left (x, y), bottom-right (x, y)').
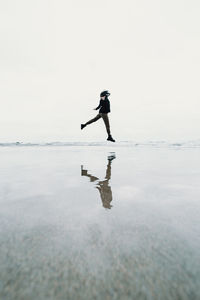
top-left (0, 0), bottom-right (200, 142)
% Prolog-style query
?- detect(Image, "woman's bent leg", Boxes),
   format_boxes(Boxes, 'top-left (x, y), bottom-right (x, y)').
top-left (101, 113), bottom-right (111, 136)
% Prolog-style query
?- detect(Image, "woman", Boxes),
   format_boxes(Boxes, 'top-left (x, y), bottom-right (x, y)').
top-left (81, 90), bottom-right (115, 142)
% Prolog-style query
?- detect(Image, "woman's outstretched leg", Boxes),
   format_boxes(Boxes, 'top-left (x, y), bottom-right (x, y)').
top-left (81, 114), bottom-right (101, 129)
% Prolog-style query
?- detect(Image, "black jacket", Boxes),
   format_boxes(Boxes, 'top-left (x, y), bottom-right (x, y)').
top-left (95, 99), bottom-right (110, 113)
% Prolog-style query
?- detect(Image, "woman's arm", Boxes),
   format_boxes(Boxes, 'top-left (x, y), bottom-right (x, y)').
top-left (94, 100), bottom-right (102, 110)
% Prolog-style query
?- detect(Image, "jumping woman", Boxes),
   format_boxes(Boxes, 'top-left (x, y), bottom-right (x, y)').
top-left (81, 90), bottom-right (115, 142)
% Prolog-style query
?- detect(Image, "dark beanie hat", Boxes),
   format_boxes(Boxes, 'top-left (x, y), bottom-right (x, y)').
top-left (100, 90), bottom-right (110, 97)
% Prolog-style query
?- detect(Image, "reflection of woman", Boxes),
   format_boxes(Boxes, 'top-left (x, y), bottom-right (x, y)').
top-left (81, 154), bottom-right (115, 209)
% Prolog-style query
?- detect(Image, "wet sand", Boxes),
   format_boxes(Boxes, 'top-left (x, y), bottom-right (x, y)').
top-left (0, 146), bottom-right (200, 300)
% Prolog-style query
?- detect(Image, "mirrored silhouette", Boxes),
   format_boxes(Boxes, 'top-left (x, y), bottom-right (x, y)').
top-left (81, 153), bottom-right (116, 209)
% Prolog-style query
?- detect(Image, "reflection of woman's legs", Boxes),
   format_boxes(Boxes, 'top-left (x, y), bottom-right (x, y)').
top-left (81, 166), bottom-right (99, 182)
top-left (105, 160), bottom-right (111, 180)
top-left (85, 114), bottom-right (101, 126)
top-left (100, 113), bottom-right (111, 135)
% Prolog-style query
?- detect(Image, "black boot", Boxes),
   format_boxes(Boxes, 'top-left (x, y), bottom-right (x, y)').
top-left (107, 135), bottom-right (115, 142)
top-left (81, 124), bottom-right (86, 130)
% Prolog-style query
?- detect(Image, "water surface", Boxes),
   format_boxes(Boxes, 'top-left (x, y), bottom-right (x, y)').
top-left (0, 146), bottom-right (200, 300)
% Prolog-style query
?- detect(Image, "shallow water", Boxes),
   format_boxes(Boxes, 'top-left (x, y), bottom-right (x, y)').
top-left (0, 146), bottom-right (200, 300)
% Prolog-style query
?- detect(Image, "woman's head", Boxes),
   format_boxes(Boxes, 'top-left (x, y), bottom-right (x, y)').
top-left (100, 90), bottom-right (110, 99)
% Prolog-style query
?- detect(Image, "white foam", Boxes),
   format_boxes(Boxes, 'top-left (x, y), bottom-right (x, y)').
top-left (0, 140), bottom-right (200, 148)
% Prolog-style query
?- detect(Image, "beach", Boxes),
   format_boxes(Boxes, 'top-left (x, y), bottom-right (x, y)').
top-left (0, 144), bottom-right (200, 300)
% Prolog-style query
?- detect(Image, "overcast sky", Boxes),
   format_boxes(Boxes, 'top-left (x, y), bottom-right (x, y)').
top-left (0, 0), bottom-right (200, 142)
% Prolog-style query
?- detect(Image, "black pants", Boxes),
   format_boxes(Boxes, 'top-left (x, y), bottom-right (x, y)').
top-left (85, 113), bottom-right (111, 135)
